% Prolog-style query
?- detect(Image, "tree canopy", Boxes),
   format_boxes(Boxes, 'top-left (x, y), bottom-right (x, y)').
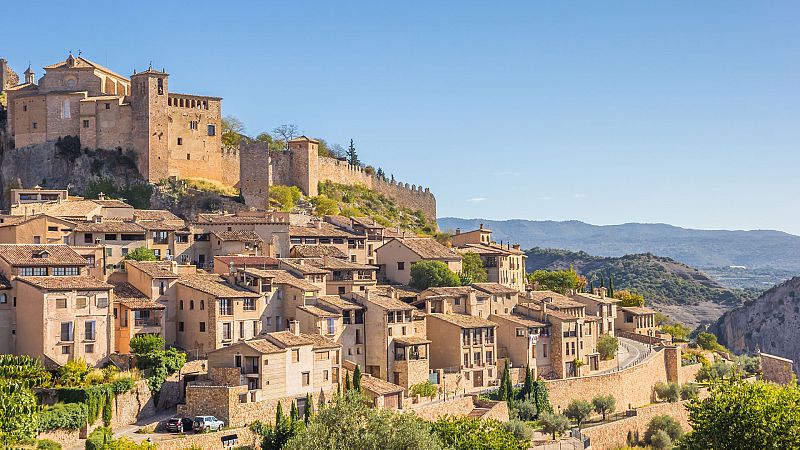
top-left (614, 289), bottom-right (645, 307)
top-left (527, 267), bottom-right (585, 294)
top-left (460, 252), bottom-right (488, 284)
top-left (410, 261), bottom-right (461, 290)
top-left (124, 247), bottom-right (157, 262)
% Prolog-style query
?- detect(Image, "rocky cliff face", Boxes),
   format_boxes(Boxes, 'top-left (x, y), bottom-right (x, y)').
top-left (710, 277), bottom-right (800, 374)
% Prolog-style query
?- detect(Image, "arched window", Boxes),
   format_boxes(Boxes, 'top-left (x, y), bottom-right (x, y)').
top-left (200, 300), bottom-right (205, 310)
top-left (0, 293), bottom-right (6, 304)
top-left (190, 300), bottom-right (195, 310)
top-left (179, 300), bottom-right (184, 310)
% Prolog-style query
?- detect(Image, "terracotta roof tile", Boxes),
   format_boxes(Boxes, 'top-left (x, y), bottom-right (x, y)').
top-left (17, 276), bottom-right (112, 291)
top-left (620, 306), bottom-right (657, 315)
top-left (290, 244), bottom-right (348, 258)
top-left (297, 304), bottom-right (341, 318)
top-left (214, 256), bottom-right (279, 269)
top-left (316, 295), bottom-right (363, 311)
top-left (0, 244), bottom-right (88, 266)
top-left (306, 256), bottom-right (377, 271)
top-left (177, 274), bottom-right (260, 298)
top-left (133, 210), bottom-right (182, 222)
top-left (387, 237), bottom-right (461, 260)
top-left (360, 375), bottom-right (403, 395)
top-left (289, 222), bottom-right (355, 238)
top-left (242, 269), bottom-right (320, 292)
top-left (124, 260), bottom-right (179, 279)
top-left (471, 283), bottom-right (520, 295)
top-left (74, 221), bottom-right (144, 233)
top-left (111, 281), bottom-right (164, 309)
top-left (353, 291), bottom-right (414, 311)
top-left (392, 336), bottom-right (431, 346)
top-left (212, 230), bottom-right (263, 242)
top-left (527, 291), bottom-right (586, 309)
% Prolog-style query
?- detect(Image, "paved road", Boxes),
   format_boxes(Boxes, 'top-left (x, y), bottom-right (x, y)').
top-left (594, 337), bottom-right (652, 375)
top-left (65, 408), bottom-right (177, 450)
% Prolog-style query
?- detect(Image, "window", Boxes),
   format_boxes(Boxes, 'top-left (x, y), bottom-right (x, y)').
top-left (83, 120), bottom-right (89, 128)
top-left (189, 121), bottom-right (198, 130)
top-left (85, 344), bottom-right (94, 353)
top-left (463, 353), bottom-right (469, 367)
top-left (326, 318), bottom-right (335, 335)
top-left (84, 233), bottom-right (94, 244)
top-left (84, 255), bottom-right (96, 268)
top-left (486, 351), bottom-right (494, 365)
top-left (105, 103), bottom-right (110, 110)
top-left (253, 320), bottom-right (259, 335)
top-left (105, 248), bottom-right (113, 257)
top-left (208, 124), bottom-right (216, 136)
top-left (76, 297), bottom-right (88, 309)
top-left (239, 321), bottom-right (245, 339)
top-left (243, 298), bottom-right (256, 311)
top-left (62, 346), bottom-right (70, 355)
top-left (219, 299), bottom-right (233, 315)
top-left (199, 322), bottom-right (206, 332)
top-left (177, 138), bottom-right (183, 146)
top-left (157, 78), bottom-right (164, 95)
top-left (62, 99), bottom-right (71, 119)
top-left (178, 321), bottom-right (184, 332)
top-left (292, 349), bottom-right (300, 363)
top-left (222, 322), bottom-right (232, 341)
top-left (397, 262), bottom-right (405, 270)
top-left (0, 294), bottom-right (5, 304)
top-left (56, 298), bottom-right (67, 308)
top-left (301, 372), bottom-right (310, 386)
top-left (60, 322), bottom-right (74, 341)
top-left (85, 320), bottom-right (96, 340)
top-left (152, 231), bottom-right (168, 244)
top-left (23, 105), bottom-right (27, 111)
top-left (323, 370), bottom-right (329, 381)
top-left (179, 300), bottom-right (184, 310)
top-left (543, 344), bottom-right (548, 358)
top-left (53, 267), bottom-right (80, 276)
top-left (190, 300), bottom-right (195, 310)
top-left (20, 267), bottom-right (47, 276)
top-left (200, 300), bottom-right (205, 310)
top-left (516, 327), bottom-right (525, 337)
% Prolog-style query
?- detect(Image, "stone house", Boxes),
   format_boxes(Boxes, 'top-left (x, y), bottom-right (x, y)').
top-left (489, 313), bottom-right (550, 379)
top-left (324, 216), bottom-right (392, 265)
top-left (289, 220), bottom-right (367, 264)
top-left (212, 255), bottom-right (279, 274)
top-left (616, 306), bottom-right (659, 337)
top-left (313, 295), bottom-right (366, 369)
top-left (346, 289), bottom-right (430, 392)
top-left (451, 225), bottom-right (526, 292)
top-left (122, 260), bottom-right (182, 347)
top-left (210, 230), bottom-right (264, 257)
top-left (192, 212), bottom-right (291, 263)
top-left (180, 322), bottom-right (340, 426)
top-left (70, 219), bottom-right (146, 272)
top-left (174, 274), bottom-right (263, 357)
top-left (15, 275), bottom-right (113, 367)
top-left (304, 256), bottom-right (378, 295)
top-left (0, 213), bottom-right (76, 246)
top-left (571, 288), bottom-right (618, 336)
top-left (426, 313), bottom-right (498, 389)
top-left (111, 281), bottom-right (165, 354)
top-left (375, 237), bottom-right (462, 286)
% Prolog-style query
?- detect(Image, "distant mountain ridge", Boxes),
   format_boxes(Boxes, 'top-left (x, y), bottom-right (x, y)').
top-left (438, 218), bottom-right (800, 271)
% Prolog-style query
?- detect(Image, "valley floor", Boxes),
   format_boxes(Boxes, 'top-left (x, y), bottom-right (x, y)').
top-left (654, 301), bottom-right (732, 328)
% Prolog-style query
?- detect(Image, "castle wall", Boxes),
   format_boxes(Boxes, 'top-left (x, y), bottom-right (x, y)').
top-left (10, 94), bottom-right (47, 147)
top-left (239, 141), bottom-right (272, 209)
top-left (45, 93), bottom-right (82, 141)
top-left (78, 99), bottom-right (133, 150)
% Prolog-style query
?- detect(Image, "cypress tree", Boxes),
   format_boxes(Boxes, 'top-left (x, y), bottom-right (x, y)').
top-left (600, 277), bottom-right (605, 289)
top-left (346, 139), bottom-right (360, 166)
top-left (318, 387), bottom-right (326, 410)
top-left (608, 274), bottom-right (615, 298)
top-left (290, 400), bottom-right (298, 423)
top-left (353, 365), bottom-right (362, 392)
top-left (344, 372), bottom-right (351, 392)
top-left (522, 364), bottom-right (533, 399)
top-left (275, 402), bottom-right (283, 425)
top-left (304, 393), bottom-right (313, 424)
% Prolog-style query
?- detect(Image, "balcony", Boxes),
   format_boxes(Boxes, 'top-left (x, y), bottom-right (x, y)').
top-left (134, 318), bottom-right (161, 328)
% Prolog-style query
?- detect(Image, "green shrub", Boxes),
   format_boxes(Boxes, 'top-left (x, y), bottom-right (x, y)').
top-left (509, 399), bottom-right (538, 421)
top-left (57, 384), bottom-right (113, 425)
top-left (130, 334), bottom-right (164, 354)
top-left (654, 382), bottom-right (680, 403)
top-left (644, 414), bottom-right (683, 444)
top-left (36, 439), bottom-right (62, 450)
top-left (696, 332), bottom-right (723, 351)
top-left (410, 381), bottom-right (438, 399)
top-left (85, 426), bottom-right (112, 450)
top-left (680, 383), bottom-right (700, 400)
top-left (111, 376), bottom-right (135, 395)
top-left (57, 359), bottom-right (91, 387)
top-left (564, 399), bottom-right (593, 427)
top-left (650, 429), bottom-right (673, 450)
top-left (504, 419), bottom-right (533, 440)
top-left (269, 185), bottom-right (303, 211)
top-left (597, 335), bottom-right (619, 360)
top-left (38, 403), bottom-right (88, 432)
top-left (409, 260), bottom-right (461, 290)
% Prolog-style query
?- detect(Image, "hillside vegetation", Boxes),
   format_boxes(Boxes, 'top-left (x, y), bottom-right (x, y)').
top-left (270, 181), bottom-right (438, 236)
top-left (527, 247), bottom-right (758, 307)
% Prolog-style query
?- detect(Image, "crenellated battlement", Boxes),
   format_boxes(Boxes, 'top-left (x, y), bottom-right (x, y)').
top-left (240, 142), bottom-right (437, 220)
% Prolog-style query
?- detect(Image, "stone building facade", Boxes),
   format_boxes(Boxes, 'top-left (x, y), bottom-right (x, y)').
top-left (3, 54), bottom-right (238, 187)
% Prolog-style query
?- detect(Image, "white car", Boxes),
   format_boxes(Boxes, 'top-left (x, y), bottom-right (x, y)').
top-left (192, 415), bottom-right (224, 432)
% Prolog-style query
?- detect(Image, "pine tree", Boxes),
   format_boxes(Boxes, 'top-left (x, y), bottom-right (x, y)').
top-left (376, 167), bottom-right (386, 179)
top-left (608, 274), bottom-right (615, 298)
top-left (275, 402), bottom-right (284, 425)
top-left (344, 372), bottom-right (351, 392)
top-left (346, 139), bottom-right (360, 166)
top-left (522, 364), bottom-right (533, 400)
top-left (290, 400), bottom-right (298, 423)
top-left (353, 365), bottom-right (362, 392)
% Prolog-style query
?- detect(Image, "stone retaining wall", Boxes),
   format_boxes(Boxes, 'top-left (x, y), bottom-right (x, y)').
top-left (409, 395), bottom-right (475, 421)
top-left (155, 426), bottom-right (259, 450)
top-left (581, 400), bottom-right (692, 450)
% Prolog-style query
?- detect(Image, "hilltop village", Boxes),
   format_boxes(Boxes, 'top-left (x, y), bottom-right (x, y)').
top-left (0, 55), bottom-right (794, 450)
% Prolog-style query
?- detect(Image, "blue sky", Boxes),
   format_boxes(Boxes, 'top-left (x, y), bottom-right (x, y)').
top-left (6, 1), bottom-right (799, 233)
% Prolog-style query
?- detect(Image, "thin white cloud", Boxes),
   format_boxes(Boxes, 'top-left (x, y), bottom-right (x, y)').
top-left (573, 193), bottom-right (588, 199)
top-left (468, 197), bottom-right (487, 203)
top-left (538, 196), bottom-right (553, 201)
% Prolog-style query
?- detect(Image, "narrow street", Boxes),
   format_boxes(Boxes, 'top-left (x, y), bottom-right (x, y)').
top-left (594, 337), bottom-right (653, 375)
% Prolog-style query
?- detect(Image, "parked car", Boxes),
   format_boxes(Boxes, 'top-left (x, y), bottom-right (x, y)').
top-left (165, 417), bottom-right (193, 433)
top-left (165, 417), bottom-right (184, 433)
top-left (192, 416), bottom-right (224, 433)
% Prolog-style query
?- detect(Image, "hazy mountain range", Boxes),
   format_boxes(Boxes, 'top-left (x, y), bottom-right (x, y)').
top-left (438, 218), bottom-right (800, 272)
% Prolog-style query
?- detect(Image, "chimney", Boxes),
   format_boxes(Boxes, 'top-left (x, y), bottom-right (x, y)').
top-left (98, 192), bottom-right (106, 200)
top-left (455, 228), bottom-right (461, 235)
top-left (387, 286), bottom-right (396, 299)
top-left (289, 320), bottom-right (300, 336)
top-left (599, 287), bottom-right (607, 299)
top-left (479, 223), bottom-right (484, 230)
top-left (512, 244), bottom-right (520, 250)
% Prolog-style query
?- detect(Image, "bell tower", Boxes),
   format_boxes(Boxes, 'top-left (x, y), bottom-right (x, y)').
top-left (130, 65), bottom-right (170, 182)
